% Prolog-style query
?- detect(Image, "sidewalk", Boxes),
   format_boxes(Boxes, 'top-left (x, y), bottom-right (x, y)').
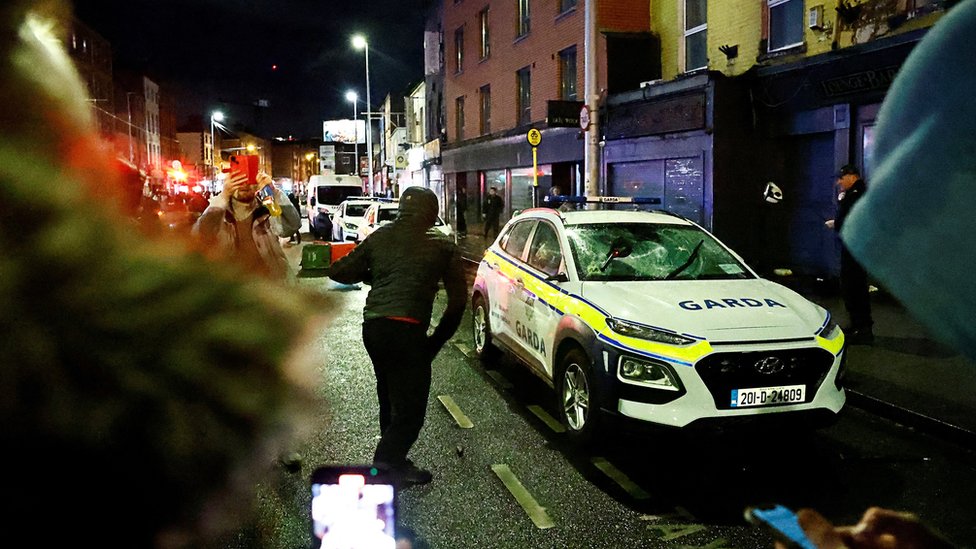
top-left (453, 231), bottom-right (976, 448)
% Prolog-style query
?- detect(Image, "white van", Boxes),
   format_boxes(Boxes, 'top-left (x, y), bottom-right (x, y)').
top-left (306, 174), bottom-right (365, 235)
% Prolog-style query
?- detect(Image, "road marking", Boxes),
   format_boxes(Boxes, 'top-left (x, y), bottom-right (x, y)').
top-left (647, 523), bottom-right (706, 541)
top-left (455, 342), bottom-right (474, 358)
top-left (486, 369), bottom-right (513, 389)
top-left (437, 395), bottom-right (474, 429)
top-left (590, 457), bottom-right (650, 500)
top-left (491, 464), bottom-right (555, 529)
top-left (527, 405), bottom-right (566, 433)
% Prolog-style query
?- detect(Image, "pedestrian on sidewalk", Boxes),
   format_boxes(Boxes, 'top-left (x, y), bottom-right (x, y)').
top-left (825, 164), bottom-right (873, 344)
top-left (286, 191), bottom-right (303, 244)
top-left (329, 186), bottom-right (467, 487)
top-left (456, 184), bottom-right (468, 237)
top-left (483, 186), bottom-right (504, 240)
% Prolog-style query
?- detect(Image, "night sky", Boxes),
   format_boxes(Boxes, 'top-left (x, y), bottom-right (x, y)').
top-left (73, 0), bottom-right (429, 138)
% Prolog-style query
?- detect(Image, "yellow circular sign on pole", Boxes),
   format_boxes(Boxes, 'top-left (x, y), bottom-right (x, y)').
top-left (527, 128), bottom-right (542, 147)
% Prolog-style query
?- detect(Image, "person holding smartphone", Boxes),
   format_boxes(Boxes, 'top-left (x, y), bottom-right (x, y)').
top-left (193, 166), bottom-right (301, 279)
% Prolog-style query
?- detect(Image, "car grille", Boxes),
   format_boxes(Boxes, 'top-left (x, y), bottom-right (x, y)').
top-left (695, 348), bottom-right (835, 409)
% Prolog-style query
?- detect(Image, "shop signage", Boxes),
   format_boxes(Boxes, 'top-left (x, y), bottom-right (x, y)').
top-left (819, 66), bottom-right (899, 98)
top-left (606, 92), bottom-right (705, 139)
top-left (546, 100), bottom-right (585, 128)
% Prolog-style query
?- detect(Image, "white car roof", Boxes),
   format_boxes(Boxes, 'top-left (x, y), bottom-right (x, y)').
top-left (520, 208), bottom-right (694, 226)
top-left (341, 198), bottom-right (375, 206)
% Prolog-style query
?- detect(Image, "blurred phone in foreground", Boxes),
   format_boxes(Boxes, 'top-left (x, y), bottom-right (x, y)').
top-left (310, 465), bottom-right (397, 549)
top-left (228, 154), bottom-right (260, 186)
top-left (745, 504), bottom-right (818, 549)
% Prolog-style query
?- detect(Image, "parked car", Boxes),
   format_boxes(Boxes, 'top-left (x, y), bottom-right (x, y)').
top-left (332, 198), bottom-right (376, 242)
top-left (355, 201), bottom-right (453, 242)
top-left (471, 202), bottom-right (846, 443)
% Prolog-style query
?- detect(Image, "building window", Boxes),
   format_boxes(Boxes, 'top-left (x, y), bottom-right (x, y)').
top-left (454, 26), bottom-right (464, 73)
top-left (558, 46), bottom-right (577, 101)
top-left (559, 0), bottom-right (577, 13)
top-left (516, 66), bottom-right (531, 126)
top-left (455, 96), bottom-right (465, 141)
top-left (768, 0), bottom-right (804, 51)
top-left (683, 0), bottom-right (707, 71)
top-left (517, 0), bottom-right (531, 38)
top-left (479, 7), bottom-right (491, 59)
top-left (479, 85), bottom-right (491, 135)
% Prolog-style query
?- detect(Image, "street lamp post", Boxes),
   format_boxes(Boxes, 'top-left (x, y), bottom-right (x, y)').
top-left (126, 92), bottom-right (136, 165)
top-left (210, 111), bottom-right (224, 185)
top-left (345, 90), bottom-right (359, 176)
top-left (352, 35), bottom-right (373, 194)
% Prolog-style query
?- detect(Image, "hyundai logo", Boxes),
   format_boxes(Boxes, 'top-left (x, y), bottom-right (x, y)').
top-left (754, 356), bottom-right (786, 375)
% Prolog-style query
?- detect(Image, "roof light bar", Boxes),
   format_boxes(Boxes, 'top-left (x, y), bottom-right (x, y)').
top-left (543, 195), bottom-right (662, 205)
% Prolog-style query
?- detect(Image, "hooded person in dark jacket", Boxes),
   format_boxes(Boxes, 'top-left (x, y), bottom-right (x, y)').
top-left (329, 186), bottom-right (467, 486)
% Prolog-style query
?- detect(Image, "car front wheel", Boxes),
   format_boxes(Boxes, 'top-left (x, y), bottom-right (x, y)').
top-left (558, 348), bottom-right (601, 445)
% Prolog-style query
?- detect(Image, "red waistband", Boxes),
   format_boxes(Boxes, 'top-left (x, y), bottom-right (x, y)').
top-left (385, 316), bottom-right (421, 324)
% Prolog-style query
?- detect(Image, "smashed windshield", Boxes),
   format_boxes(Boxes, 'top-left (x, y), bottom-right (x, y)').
top-left (565, 222), bottom-right (754, 282)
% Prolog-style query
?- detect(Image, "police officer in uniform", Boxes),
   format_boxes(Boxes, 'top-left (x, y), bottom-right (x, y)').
top-left (826, 164), bottom-right (873, 344)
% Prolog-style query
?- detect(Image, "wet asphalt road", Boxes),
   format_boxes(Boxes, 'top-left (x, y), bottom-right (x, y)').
top-left (259, 241), bottom-right (976, 549)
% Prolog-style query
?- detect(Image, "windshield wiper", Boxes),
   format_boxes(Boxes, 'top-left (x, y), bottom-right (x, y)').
top-left (665, 240), bottom-right (704, 280)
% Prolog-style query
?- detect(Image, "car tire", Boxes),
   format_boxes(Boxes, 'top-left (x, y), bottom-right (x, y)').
top-left (472, 294), bottom-right (499, 361)
top-left (557, 348), bottom-right (601, 445)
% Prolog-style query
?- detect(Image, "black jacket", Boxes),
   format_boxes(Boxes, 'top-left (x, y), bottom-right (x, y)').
top-left (329, 188), bottom-right (467, 351)
top-left (836, 179), bottom-right (866, 232)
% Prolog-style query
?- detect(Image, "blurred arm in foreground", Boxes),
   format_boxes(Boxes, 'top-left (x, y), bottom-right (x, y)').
top-left (1, 2), bottom-right (332, 547)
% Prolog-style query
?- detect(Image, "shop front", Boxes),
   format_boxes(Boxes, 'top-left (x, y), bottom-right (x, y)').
top-left (753, 29), bottom-right (927, 279)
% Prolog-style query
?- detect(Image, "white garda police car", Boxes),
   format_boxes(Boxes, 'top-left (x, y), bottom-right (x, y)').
top-left (471, 197), bottom-right (846, 441)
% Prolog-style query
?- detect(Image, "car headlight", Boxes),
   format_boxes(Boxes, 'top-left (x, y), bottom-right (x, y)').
top-left (344, 223), bottom-right (357, 230)
top-left (606, 318), bottom-right (695, 346)
top-left (817, 316), bottom-right (841, 339)
top-left (618, 357), bottom-right (681, 391)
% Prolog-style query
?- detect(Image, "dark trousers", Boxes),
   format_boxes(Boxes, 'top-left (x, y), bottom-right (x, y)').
top-left (363, 318), bottom-right (431, 468)
top-left (840, 247), bottom-right (873, 330)
top-left (484, 214), bottom-right (500, 239)
top-left (457, 210), bottom-right (467, 234)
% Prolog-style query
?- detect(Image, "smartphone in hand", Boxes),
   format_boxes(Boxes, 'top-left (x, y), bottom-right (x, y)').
top-left (745, 504), bottom-right (818, 549)
top-left (310, 465), bottom-right (397, 549)
top-left (228, 154), bottom-right (260, 186)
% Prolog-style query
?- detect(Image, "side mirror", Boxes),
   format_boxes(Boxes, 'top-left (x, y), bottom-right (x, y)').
top-left (309, 196), bottom-right (317, 207)
top-left (545, 272), bottom-right (569, 283)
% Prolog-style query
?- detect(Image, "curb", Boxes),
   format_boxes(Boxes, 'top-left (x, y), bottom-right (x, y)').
top-left (846, 390), bottom-right (976, 451)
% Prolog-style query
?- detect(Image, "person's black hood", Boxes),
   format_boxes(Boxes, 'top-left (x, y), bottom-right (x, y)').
top-left (396, 187), bottom-right (439, 229)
